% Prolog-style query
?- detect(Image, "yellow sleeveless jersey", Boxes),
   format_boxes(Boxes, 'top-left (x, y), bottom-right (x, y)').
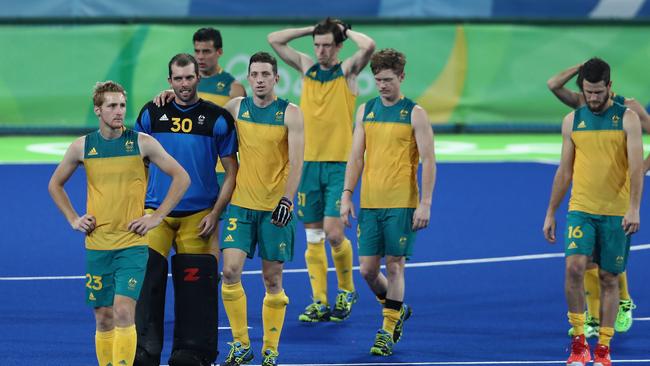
top-left (83, 129), bottom-right (147, 250)
top-left (231, 97), bottom-right (290, 211)
top-left (198, 70), bottom-right (237, 173)
top-left (569, 102), bottom-right (630, 215)
top-left (300, 63), bottom-right (355, 162)
top-left (360, 97), bottom-right (419, 209)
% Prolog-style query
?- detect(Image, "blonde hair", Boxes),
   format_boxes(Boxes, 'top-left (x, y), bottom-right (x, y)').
top-left (93, 81), bottom-right (126, 107)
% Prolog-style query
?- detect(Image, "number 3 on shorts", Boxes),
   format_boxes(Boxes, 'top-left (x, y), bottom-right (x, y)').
top-left (85, 274), bottom-right (103, 290)
top-left (227, 218), bottom-right (238, 231)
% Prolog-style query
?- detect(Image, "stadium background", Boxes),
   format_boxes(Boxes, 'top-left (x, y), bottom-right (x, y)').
top-left (1, 1), bottom-right (650, 365)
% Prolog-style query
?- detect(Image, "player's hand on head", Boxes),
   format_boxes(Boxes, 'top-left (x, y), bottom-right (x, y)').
top-left (128, 213), bottom-right (163, 236)
top-left (271, 197), bottom-right (293, 227)
top-left (153, 89), bottom-right (175, 107)
top-left (543, 216), bottom-right (556, 243)
top-left (72, 214), bottom-right (96, 234)
top-left (198, 211), bottom-right (219, 238)
top-left (411, 205), bottom-right (430, 231)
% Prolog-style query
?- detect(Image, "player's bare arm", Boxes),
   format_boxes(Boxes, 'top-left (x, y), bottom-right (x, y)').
top-left (199, 154), bottom-right (238, 237)
top-left (624, 98), bottom-right (650, 173)
top-left (547, 63), bottom-right (585, 109)
top-left (129, 133), bottom-right (190, 235)
top-left (267, 26), bottom-right (316, 74)
top-left (229, 80), bottom-right (247, 98)
top-left (340, 26), bottom-right (376, 81)
top-left (411, 106), bottom-right (436, 231)
top-left (224, 97), bottom-right (243, 121)
top-left (543, 113), bottom-right (576, 243)
top-left (340, 104), bottom-right (366, 228)
top-left (622, 109), bottom-right (644, 234)
top-left (48, 137), bottom-right (97, 234)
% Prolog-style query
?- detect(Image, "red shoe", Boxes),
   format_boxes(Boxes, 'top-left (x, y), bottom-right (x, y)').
top-left (594, 344), bottom-right (612, 366)
top-left (567, 335), bottom-right (592, 366)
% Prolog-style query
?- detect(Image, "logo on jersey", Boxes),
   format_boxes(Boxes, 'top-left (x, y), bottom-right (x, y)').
top-left (241, 110), bottom-right (250, 119)
top-left (160, 114), bottom-right (169, 121)
top-left (124, 140), bottom-right (134, 152)
top-left (198, 114), bottom-right (205, 125)
top-left (275, 110), bottom-right (284, 122)
top-left (577, 121), bottom-right (586, 129)
top-left (217, 81), bottom-right (225, 91)
top-left (128, 277), bottom-right (138, 290)
top-left (567, 241), bottom-right (578, 249)
top-left (88, 147), bottom-right (98, 156)
top-left (224, 234), bottom-right (234, 242)
top-left (309, 71), bottom-right (317, 78)
top-left (612, 114), bottom-right (620, 126)
top-left (400, 109), bottom-right (409, 120)
top-left (399, 237), bottom-right (408, 246)
top-left (366, 111), bottom-right (375, 120)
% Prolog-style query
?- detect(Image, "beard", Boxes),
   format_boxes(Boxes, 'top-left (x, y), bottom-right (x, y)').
top-left (586, 98), bottom-right (608, 113)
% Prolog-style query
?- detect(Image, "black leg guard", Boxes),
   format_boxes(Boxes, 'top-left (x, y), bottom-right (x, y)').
top-left (168, 254), bottom-right (219, 366)
top-left (134, 248), bottom-right (168, 366)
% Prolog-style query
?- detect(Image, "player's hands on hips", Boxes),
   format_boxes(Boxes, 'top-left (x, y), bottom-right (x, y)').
top-left (622, 209), bottom-right (640, 235)
top-left (128, 213), bottom-right (163, 235)
top-left (339, 194), bottom-right (356, 228)
top-left (72, 214), bottom-right (96, 234)
top-left (412, 203), bottom-right (430, 231)
top-left (543, 215), bottom-right (557, 243)
top-left (271, 197), bottom-right (293, 227)
top-left (153, 89), bottom-right (175, 107)
top-left (198, 211), bottom-right (219, 238)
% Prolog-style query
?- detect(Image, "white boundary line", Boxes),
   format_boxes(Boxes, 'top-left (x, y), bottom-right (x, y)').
top-left (1, 244), bottom-right (649, 281)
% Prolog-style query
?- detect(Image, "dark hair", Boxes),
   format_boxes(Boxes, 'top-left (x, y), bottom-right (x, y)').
top-left (313, 17), bottom-right (345, 44)
top-left (577, 57), bottom-right (610, 90)
top-left (168, 53), bottom-right (199, 78)
top-left (93, 81), bottom-right (126, 107)
top-left (193, 27), bottom-right (222, 49)
top-left (370, 48), bottom-right (406, 75)
top-left (248, 52), bottom-right (278, 75)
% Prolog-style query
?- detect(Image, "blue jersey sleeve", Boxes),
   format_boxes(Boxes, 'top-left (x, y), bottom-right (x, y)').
top-left (213, 113), bottom-right (238, 158)
top-left (135, 106), bottom-right (152, 134)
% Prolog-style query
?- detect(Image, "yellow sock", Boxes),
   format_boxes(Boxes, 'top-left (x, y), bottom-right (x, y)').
top-left (568, 312), bottom-right (586, 336)
top-left (262, 290), bottom-right (290, 353)
top-left (113, 325), bottom-right (136, 366)
top-left (584, 267), bottom-right (601, 320)
top-left (222, 282), bottom-right (250, 347)
top-left (95, 329), bottom-right (114, 366)
top-left (599, 326), bottom-right (615, 347)
top-left (331, 238), bottom-right (355, 292)
top-left (382, 308), bottom-right (401, 336)
top-left (618, 271), bottom-right (631, 300)
top-left (305, 240), bottom-right (328, 304)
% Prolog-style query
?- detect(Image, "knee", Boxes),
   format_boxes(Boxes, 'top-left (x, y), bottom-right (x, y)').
top-left (385, 261), bottom-right (404, 278)
top-left (565, 261), bottom-right (586, 282)
top-left (598, 271), bottom-right (618, 290)
top-left (325, 230), bottom-right (344, 246)
top-left (263, 274), bottom-right (282, 293)
top-left (95, 308), bottom-right (114, 331)
top-left (113, 303), bottom-right (134, 325)
top-left (221, 263), bottom-right (242, 284)
top-left (360, 263), bottom-right (379, 281)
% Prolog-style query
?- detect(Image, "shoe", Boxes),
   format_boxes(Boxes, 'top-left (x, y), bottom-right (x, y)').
top-left (298, 301), bottom-right (331, 322)
top-left (393, 303), bottom-right (412, 343)
top-left (593, 344), bottom-right (611, 366)
top-left (223, 341), bottom-right (253, 366)
top-left (615, 298), bottom-right (636, 332)
top-left (370, 329), bottom-right (394, 356)
top-left (330, 289), bottom-right (358, 322)
top-left (567, 335), bottom-right (591, 366)
top-left (261, 349), bottom-right (279, 366)
top-left (567, 314), bottom-right (599, 338)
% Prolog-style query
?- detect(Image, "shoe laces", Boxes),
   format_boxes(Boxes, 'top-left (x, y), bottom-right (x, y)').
top-left (226, 342), bottom-right (248, 360)
top-left (594, 344), bottom-right (610, 358)
top-left (335, 291), bottom-right (350, 309)
top-left (570, 337), bottom-right (587, 353)
top-left (374, 331), bottom-right (392, 348)
top-left (306, 302), bottom-right (324, 313)
top-left (262, 349), bottom-right (278, 364)
top-left (620, 300), bottom-right (636, 312)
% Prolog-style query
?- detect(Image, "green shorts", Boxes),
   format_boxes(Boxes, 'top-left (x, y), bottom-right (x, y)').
top-left (85, 245), bottom-right (148, 307)
top-left (565, 211), bottom-right (631, 274)
top-left (358, 208), bottom-right (416, 257)
top-left (296, 161), bottom-right (345, 223)
top-left (220, 205), bottom-right (295, 262)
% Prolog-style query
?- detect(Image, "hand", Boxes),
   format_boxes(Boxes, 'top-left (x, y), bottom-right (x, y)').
top-left (411, 203), bottom-right (430, 231)
top-left (72, 214), bottom-right (96, 234)
top-left (622, 209), bottom-right (640, 235)
top-left (339, 195), bottom-right (356, 228)
top-left (198, 211), bottom-right (220, 238)
top-left (153, 89), bottom-right (175, 107)
top-left (128, 213), bottom-right (163, 236)
top-left (333, 19), bottom-right (351, 41)
top-left (271, 197), bottom-right (293, 227)
top-left (543, 215), bottom-right (557, 243)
